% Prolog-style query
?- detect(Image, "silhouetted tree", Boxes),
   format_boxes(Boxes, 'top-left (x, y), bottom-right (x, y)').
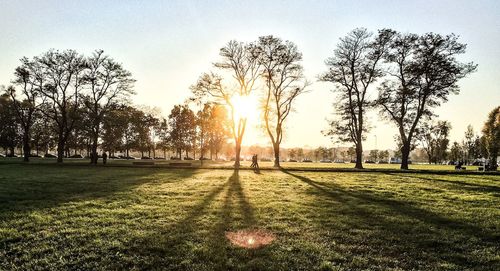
top-left (376, 31), bottom-right (476, 169)
top-left (257, 35), bottom-right (309, 167)
top-left (37, 50), bottom-right (86, 162)
top-left (9, 57), bottom-right (45, 161)
top-left (321, 28), bottom-right (393, 169)
top-left (82, 50), bottom-right (135, 164)
top-left (191, 40), bottom-right (261, 168)
top-left (0, 93), bottom-right (20, 156)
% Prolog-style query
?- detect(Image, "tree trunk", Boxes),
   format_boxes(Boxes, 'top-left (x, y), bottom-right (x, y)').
top-left (273, 143), bottom-right (280, 168)
top-left (355, 142), bottom-right (363, 169)
top-left (401, 144), bottom-right (410, 170)
top-left (91, 131), bottom-right (99, 164)
top-left (57, 138), bottom-right (64, 163)
top-left (234, 143), bottom-right (241, 168)
top-left (22, 132), bottom-right (30, 162)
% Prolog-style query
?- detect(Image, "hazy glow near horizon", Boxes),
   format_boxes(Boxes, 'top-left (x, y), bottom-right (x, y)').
top-left (0, 0), bottom-right (499, 150)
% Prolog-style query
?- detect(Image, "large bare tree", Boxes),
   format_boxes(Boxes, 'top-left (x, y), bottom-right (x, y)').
top-left (82, 50), bottom-right (135, 164)
top-left (376, 31), bottom-right (476, 169)
top-left (320, 28), bottom-right (392, 169)
top-left (191, 40), bottom-right (261, 168)
top-left (38, 50), bottom-right (86, 163)
top-left (257, 35), bottom-right (308, 167)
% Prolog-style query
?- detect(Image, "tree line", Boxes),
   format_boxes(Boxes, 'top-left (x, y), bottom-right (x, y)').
top-left (1, 29), bottom-right (499, 169)
top-left (0, 50), bottom-right (232, 163)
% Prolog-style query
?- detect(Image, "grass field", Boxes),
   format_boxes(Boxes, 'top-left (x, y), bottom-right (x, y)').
top-left (1, 164), bottom-right (499, 270)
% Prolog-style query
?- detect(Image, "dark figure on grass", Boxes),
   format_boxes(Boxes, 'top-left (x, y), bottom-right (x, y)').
top-left (102, 152), bottom-right (107, 165)
top-left (251, 154), bottom-right (260, 173)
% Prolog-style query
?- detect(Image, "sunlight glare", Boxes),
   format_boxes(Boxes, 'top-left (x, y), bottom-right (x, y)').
top-left (230, 93), bottom-right (258, 121)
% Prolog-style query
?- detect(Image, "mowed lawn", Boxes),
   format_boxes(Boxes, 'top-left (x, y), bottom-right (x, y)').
top-left (0, 165), bottom-right (499, 270)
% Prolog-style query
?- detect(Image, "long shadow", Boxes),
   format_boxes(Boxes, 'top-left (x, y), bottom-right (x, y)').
top-left (0, 164), bottom-right (196, 217)
top-left (282, 170), bottom-right (499, 269)
top-left (126, 169), bottom-right (260, 270)
top-left (384, 172), bottom-right (500, 194)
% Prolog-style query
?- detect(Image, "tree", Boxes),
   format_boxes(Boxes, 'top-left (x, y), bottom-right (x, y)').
top-left (101, 105), bottom-right (128, 157)
top-left (296, 148), bottom-right (304, 161)
top-left (462, 125), bottom-right (481, 164)
top-left (347, 147), bottom-right (356, 162)
top-left (449, 141), bottom-right (463, 162)
top-left (379, 150), bottom-right (390, 162)
top-left (8, 57), bottom-right (45, 162)
top-left (321, 28), bottom-right (393, 169)
top-left (368, 149), bottom-right (379, 162)
top-left (82, 50), bottom-right (135, 164)
top-left (376, 31), bottom-right (476, 169)
top-left (38, 50), bottom-right (86, 163)
top-left (196, 104), bottom-right (212, 160)
top-left (482, 106), bottom-right (500, 168)
top-left (191, 40), bottom-right (261, 168)
top-left (258, 35), bottom-right (308, 167)
top-left (417, 120), bottom-right (451, 164)
top-left (288, 148), bottom-right (297, 160)
top-left (168, 105), bottom-right (196, 159)
top-left (0, 93), bottom-right (20, 156)
top-left (207, 104), bottom-right (230, 159)
top-left (155, 117), bottom-right (169, 158)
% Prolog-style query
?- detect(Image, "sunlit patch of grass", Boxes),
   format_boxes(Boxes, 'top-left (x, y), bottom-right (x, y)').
top-left (0, 165), bottom-right (499, 270)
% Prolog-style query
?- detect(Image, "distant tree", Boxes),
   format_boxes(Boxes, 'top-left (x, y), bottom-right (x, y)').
top-left (191, 40), bottom-right (261, 167)
top-left (82, 50), bottom-right (135, 164)
top-left (168, 105), bottom-right (196, 158)
top-left (482, 106), bottom-right (500, 168)
top-left (347, 147), bottom-right (356, 162)
top-left (155, 117), bottom-right (169, 158)
top-left (368, 149), bottom-right (379, 162)
top-left (479, 135), bottom-right (488, 159)
top-left (207, 104), bottom-right (230, 159)
top-left (196, 104), bottom-right (212, 159)
top-left (418, 121), bottom-right (451, 164)
top-left (288, 148), bottom-right (297, 160)
top-left (257, 35), bottom-right (309, 167)
top-left (101, 105), bottom-right (128, 156)
top-left (321, 28), bottom-right (393, 169)
top-left (379, 150), bottom-right (390, 162)
top-left (376, 30), bottom-right (476, 169)
top-left (449, 141), bottom-right (463, 162)
top-left (296, 148), bottom-right (304, 161)
top-left (462, 125), bottom-right (481, 164)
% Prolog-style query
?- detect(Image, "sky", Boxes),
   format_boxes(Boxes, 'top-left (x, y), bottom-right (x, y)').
top-left (0, 0), bottom-right (499, 150)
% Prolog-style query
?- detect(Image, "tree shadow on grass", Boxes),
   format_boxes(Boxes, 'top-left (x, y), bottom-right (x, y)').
top-left (126, 169), bottom-right (268, 270)
top-left (0, 165), bottom-right (196, 221)
top-left (383, 172), bottom-right (500, 194)
top-left (282, 170), bottom-right (500, 270)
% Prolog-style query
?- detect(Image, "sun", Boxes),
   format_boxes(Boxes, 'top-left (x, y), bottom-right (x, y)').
top-left (230, 93), bottom-right (259, 121)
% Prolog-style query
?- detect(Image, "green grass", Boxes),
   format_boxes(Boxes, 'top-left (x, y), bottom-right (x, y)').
top-left (0, 164), bottom-right (499, 270)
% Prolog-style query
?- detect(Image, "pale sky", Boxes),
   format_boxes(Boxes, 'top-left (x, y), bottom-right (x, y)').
top-left (1, 0), bottom-right (499, 150)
